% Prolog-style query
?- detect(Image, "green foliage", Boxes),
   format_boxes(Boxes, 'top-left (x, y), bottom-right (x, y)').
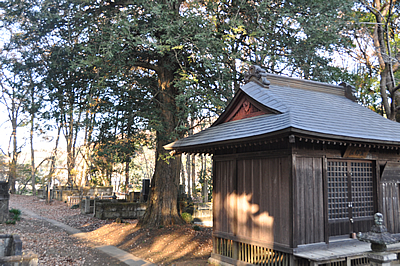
top-left (349, 1), bottom-right (400, 119)
top-left (181, 212), bottom-right (193, 224)
top-left (9, 208), bottom-right (21, 217)
top-left (192, 225), bottom-right (201, 231)
top-left (0, 0), bottom-right (357, 149)
top-left (5, 219), bottom-right (16, 225)
top-left (0, 0), bottom-right (358, 224)
top-left (5, 208), bottom-right (22, 224)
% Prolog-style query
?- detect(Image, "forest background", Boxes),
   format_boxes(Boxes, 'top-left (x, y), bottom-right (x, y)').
top-left (0, 0), bottom-right (398, 226)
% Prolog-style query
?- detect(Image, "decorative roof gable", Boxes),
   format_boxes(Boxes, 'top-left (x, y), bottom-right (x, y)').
top-left (215, 92), bottom-right (273, 124)
top-left (214, 65), bottom-right (284, 126)
top-left (227, 97), bottom-right (267, 122)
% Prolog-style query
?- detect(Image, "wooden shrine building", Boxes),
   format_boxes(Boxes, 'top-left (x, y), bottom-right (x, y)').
top-left (165, 66), bottom-right (400, 265)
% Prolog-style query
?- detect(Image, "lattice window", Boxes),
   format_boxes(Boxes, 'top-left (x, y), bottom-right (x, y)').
top-left (351, 162), bottom-right (374, 218)
top-left (327, 161), bottom-right (349, 220)
top-left (328, 160), bottom-right (374, 220)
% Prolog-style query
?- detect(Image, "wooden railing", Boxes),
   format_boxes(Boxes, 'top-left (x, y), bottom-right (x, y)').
top-left (215, 237), bottom-right (233, 258)
top-left (238, 242), bottom-right (289, 265)
top-left (214, 236), bottom-right (289, 266)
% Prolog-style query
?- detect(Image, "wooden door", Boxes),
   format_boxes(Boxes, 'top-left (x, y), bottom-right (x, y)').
top-left (327, 160), bottom-right (375, 237)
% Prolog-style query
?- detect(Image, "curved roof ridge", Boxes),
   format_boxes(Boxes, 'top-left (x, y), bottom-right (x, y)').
top-left (241, 82), bottom-right (288, 113)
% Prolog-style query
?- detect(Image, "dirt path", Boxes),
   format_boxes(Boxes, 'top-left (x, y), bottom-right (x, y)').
top-left (1, 207), bottom-right (127, 265)
top-left (1, 195), bottom-right (212, 265)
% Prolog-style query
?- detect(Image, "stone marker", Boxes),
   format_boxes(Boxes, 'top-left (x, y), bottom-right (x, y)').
top-left (0, 181), bottom-right (9, 223)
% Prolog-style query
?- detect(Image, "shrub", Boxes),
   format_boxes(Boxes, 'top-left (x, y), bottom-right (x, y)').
top-left (5, 219), bottom-right (16, 225)
top-left (9, 208), bottom-right (21, 216)
top-left (192, 225), bottom-right (201, 231)
top-left (4, 208), bottom-right (22, 224)
top-left (181, 212), bottom-right (193, 224)
top-left (9, 208), bottom-right (21, 221)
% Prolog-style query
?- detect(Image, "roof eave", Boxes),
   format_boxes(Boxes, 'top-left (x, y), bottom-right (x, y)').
top-left (165, 127), bottom-right (400, 154)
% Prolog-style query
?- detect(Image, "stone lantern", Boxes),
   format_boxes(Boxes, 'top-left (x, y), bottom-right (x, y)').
top-left (357, 212), bottom-right (400, 265)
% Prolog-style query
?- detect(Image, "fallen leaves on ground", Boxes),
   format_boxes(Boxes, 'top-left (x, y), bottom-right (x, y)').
top-left (1, 194), bottom-right (212, 265)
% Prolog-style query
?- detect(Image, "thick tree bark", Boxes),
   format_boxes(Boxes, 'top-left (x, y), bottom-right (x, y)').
top-left (125, 160), bottom-right (130, 194)
top-left (201, 155), bottom-right (208, 202)
top-left (140, 65), bottom-right (183, 227)
top-left (186, 154), bottom-right (191, 199)
top-left (367, 0), bottom-right (399, 120)
top-left (30, 111), bottom-right (35, 195)
top-left (9, 101), bottom-right (18, 193)
top-left (141, 137), bottom-right (182, 227)
top-left (191, 154), bottom-right (196, 198)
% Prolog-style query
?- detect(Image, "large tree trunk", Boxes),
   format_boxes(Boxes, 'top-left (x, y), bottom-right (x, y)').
top-left (201, 155), bottom-right (208, 203)
top-left (140, 66), bottom-right (183, 227)
top-left (186, 154), bottom-right (191, 199)
top-left (368, 0), bottom-right (399, 121)
top-left (9, 104), bottom-right (18, 193)
top-left (66, 141), bottom-right (74, 187)
top-left (141, 137), bottom-right (182, 227)
top-left (125, 160), bottom-right (130, 194)
top-left (30, 111), bottom-right (35, 195)
top-left (191, 154), bottom-right (195, 198)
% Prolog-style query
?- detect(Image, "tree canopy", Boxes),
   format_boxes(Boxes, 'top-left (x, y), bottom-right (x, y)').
top-left (349, 0), bottom-right (400, 120)
top-left (0, 0), bottom-right (356, 225)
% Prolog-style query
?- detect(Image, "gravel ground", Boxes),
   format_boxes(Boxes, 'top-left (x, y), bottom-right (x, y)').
top-left (1, 194), bottom-right (128, 266)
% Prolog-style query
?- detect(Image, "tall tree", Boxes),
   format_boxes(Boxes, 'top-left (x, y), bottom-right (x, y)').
top-left (0, 0), bottom-right (355, 226)
top-left (0, 73), bottom-right (24, 193)
top-left (351, 0), bottom-right (400, 120)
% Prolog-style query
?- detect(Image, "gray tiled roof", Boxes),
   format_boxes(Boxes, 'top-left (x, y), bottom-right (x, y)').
top-left (241, 82), bottom-right (288, 113)
top-left (165, 78), bottom-right (400, 151)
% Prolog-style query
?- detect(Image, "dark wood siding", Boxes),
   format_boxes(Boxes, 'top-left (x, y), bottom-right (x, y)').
top-left (213, 155), bottom-right (291, 247)
top-left (294, 156), bottom-right (325, 245)
top-left (382, 182), bottom-right (400, 234)
top-left (213, 159), bottom-right (236, 235)
top-left (235, 157), bottom-right (291, 247)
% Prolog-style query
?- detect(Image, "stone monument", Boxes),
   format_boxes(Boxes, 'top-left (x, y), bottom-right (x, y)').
top-left (0, 181), bottom-right (9, 223)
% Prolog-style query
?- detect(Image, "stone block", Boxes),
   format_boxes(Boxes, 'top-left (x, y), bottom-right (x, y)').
top-left (0, 251), bottom-right (38, 266)
top-left (94, 201), bottom-right (147, 220)
top-left (0, 235), bottom-right (24, 257)
top-left (0, 181), bottom-right (9, 223)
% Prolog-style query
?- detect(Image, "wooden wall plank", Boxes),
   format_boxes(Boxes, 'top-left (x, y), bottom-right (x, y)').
top-left (322, 156), bottom-right (329, 244)
top-left (391, 184), bottom-right (398, 232)
top-left (214, 160), bottom-right (236, 235)
top-left (252, 159), bottom-right (261, 240)
top-left (227, 157), bottom-right (291, 246)
top-left (213, 160), bottom-right (221, 233)
top-left (294, 157), bottom-right (325, 245)
top-left (381, 182), bottom-right (400, 234)
top-left (314, 158), bottom-right (324, 242)
top-left (280, 156), bottom-right (291, 246)
top-left (292, 155), bottom-right (298, 248)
